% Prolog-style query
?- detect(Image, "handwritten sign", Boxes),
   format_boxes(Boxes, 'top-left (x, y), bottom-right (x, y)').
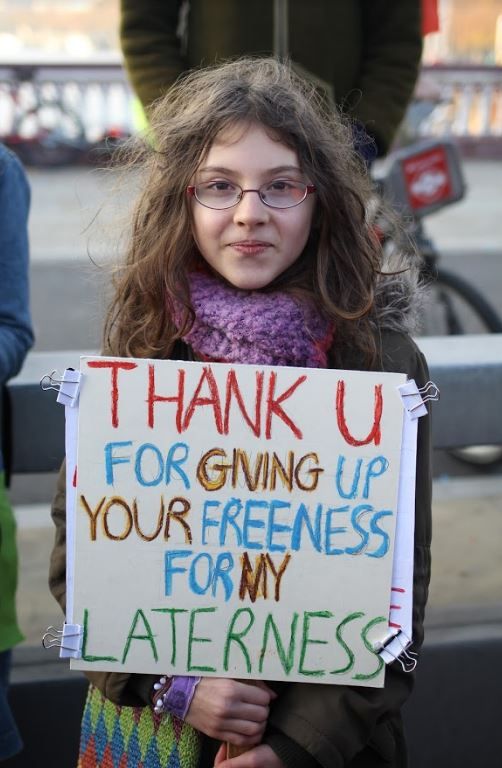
top-left (69, 356), bottom-right (407, 687)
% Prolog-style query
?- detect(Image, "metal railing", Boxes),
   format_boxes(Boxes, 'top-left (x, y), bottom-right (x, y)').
top-left (0, 61), bottom-right (501, 151)
top-left (413, 64), bottom-right (502, 156)
top-left (0, 62), bottom-right (133, 142)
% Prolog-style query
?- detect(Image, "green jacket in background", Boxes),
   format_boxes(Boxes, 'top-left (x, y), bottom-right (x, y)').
top-left (120, 0), bottom-right (423, 156)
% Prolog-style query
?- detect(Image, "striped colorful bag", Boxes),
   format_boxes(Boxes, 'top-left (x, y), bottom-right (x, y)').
top-left (77, 684), bottom-right (202, 768)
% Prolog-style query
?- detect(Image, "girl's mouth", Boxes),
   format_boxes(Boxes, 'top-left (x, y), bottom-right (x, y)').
top-left (229, 241), bottom-right (272, 254)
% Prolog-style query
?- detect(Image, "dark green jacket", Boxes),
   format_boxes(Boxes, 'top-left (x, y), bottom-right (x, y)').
top-left (120, 0), bottom-right (423, 155)
top-left (49, 330), bottom-right (432, 768)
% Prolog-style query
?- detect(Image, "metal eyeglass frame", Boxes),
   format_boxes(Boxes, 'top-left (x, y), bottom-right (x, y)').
top-left (186, 183), bottom-right (316, 210)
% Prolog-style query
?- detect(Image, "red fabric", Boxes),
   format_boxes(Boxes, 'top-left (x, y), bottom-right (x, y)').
top-left (422, 0), bottom-right (440, 35)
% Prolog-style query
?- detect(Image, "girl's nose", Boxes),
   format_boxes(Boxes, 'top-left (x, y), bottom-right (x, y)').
top-left (233, 190), bottom-right (270, 226)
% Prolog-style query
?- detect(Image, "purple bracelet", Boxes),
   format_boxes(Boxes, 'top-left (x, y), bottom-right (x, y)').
top-left (154, 675), bottom-right (201, 719)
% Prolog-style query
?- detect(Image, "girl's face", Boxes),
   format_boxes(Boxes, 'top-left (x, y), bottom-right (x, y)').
top-left (190, 122), bottom-right (315, 291)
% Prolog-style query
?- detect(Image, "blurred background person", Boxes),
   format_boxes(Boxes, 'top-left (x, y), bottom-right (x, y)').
top-left (119, 0), bottom-right (423, 163)
top-left (0, 143), bottom-right (33, 762)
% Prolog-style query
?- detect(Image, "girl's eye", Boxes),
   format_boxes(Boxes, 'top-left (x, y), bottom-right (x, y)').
top-left (267, 179), bottom-right (294, 191)
top-left (205, 180), bottom-right (237, 192)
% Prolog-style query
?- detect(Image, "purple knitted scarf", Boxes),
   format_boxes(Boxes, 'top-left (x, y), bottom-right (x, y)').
top-left (177, 271), bottom-right (334, 368)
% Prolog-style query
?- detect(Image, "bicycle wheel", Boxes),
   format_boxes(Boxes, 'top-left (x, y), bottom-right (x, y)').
top-left (419, 266), bottom-right (502, 336)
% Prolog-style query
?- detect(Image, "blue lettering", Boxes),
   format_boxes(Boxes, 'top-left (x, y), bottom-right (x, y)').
top-left (189, 552), bottom-right (213, 595)
top-left (335, 456), bottom-right (362, 499)
top-left (367, 510), bottom-right (393, 558)
top-left (220, 498), bottom-right (243, 547)
top-left (291, 503), bottom-right (322, 552)
top-left (164, 550), bottom-right (191, 595)
top-left (104, 441), bottom-right (132, 484)
top-left (243, 500), bottom-right (267, 550)
top-left (345, 504), bottom-right (372, 555)
top-left (201, 500), bottom-right (221, 545)
top-left (266, 500), bottom-right (292, 553)
top-left (212, 552), bottom-right (235, 601)
top-left (165, 442), bottom-right (191, 489)
top-left (186, 551), bottom-right (235, 600)
top-left (363, 456), bottom-right (389, 498)
top-left (324, 506), bottom-right (348, 555)
top-left (135, 443), bottom-right (164, 486)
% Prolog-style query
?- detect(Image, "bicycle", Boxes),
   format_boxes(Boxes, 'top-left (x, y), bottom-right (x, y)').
top-left (374, 138), bottom-right (502, 337)
top-left (374, 138), bottom-right (502, 464)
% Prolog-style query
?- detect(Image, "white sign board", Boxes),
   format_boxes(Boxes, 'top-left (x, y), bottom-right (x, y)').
top-left (68, 356), bottom-right (407, 688)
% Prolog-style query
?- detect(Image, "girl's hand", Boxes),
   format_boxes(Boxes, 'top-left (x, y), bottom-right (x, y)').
top-left (184, 678), bottom-right (276, 745)
top-left (214, 742), bottom-right (285, 767)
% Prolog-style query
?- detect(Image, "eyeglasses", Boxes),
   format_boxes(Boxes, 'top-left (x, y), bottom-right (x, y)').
top-left (187, 180), bottom-right (316, 210)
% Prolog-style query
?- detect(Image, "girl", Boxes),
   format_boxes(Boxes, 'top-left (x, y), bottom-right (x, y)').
top-left (49, 57), bottom-right (431, 768)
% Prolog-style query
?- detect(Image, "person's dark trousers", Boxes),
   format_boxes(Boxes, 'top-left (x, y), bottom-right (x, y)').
top-left (0, 649), bottom-right (23, 760)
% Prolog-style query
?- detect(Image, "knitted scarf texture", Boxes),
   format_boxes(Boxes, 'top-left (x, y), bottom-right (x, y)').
top-left (178, 271), bottom-right (333, 368)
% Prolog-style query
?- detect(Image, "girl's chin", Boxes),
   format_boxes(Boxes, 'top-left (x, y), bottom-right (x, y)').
top-left (205, 264), bottom-right (278, 291)
top-left (221, 274), bottom-right (275, 291)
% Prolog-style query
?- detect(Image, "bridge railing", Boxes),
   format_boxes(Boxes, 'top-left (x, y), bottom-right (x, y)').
top-left (0, 61), bottom-right (501, 154)
top-left (411, 64), bottom-right (502, 157)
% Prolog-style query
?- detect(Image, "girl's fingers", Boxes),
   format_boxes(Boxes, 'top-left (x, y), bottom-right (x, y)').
top-left (216, 719), bottom-right (266, 743)
top-left (185, 677), bottom-right (273, 740)
top-left (223, 702), bottom-right (269, 724)
top-left (234, 680), bottom-right (275, 705)
top-left (253, 680), bottom-right (278, 699)
top-left (214, 743), bottom-right (227, 765)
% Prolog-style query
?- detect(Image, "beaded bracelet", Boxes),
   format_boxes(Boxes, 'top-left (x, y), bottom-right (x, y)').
top-left (152, 676), bottom-right (173, 714)
top-left (152, 675), bottom-right (201, 720)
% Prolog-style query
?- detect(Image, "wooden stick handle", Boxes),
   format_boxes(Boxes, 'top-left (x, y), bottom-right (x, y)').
top-left (227, 743), bottom-right (253, 759)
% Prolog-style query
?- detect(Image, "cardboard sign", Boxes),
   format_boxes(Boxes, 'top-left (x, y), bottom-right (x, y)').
top-left (69, 356), bottom-right (407, 687)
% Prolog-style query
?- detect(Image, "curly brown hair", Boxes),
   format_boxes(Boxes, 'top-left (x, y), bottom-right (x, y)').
top-left (104, 57), bottom-right (383, 364)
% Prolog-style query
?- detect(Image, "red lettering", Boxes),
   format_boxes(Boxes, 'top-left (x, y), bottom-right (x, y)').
top-left (224, 370), bottom-right (263, 437)
top-left (183, 366), bottom-right (223, 433)
top-left (265, 372), bottom-right (305, 440)
top-left (87, 360), bottom-right (137, 428)
top-left (147, 364), bottom-right (185, 432)
top-left (336, 380), bottom-right (383, 447)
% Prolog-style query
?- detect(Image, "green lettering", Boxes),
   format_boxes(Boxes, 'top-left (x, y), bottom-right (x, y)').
top-left (299, 610), bottom-right (332, 677)
top-left (81, 608), bottom-right (118, 663)
top-left (353, 616), bottom-right (386, 681)
top-left (152, 608), bottom-right (188, 666)
top-left (188, 608), bottom-right (217, 672)
top-left (224, 608), bottom-right (255, 673)
top-left (121, 609), bottom-right (158, 664)
top-left (331, 611), bottom-right (364, 675)
top-left (259, 612), bottom-right (298, 674)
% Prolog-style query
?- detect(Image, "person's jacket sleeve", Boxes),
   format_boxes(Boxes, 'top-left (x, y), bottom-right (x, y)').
top-left (354, 1), bottom-right (423, 154)
top-left (263, 332), bottom-right (432, 767)
top-left (120, 0), bottom-right (186, 110)
top-left (0, 145), bottom-right (33, 386)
